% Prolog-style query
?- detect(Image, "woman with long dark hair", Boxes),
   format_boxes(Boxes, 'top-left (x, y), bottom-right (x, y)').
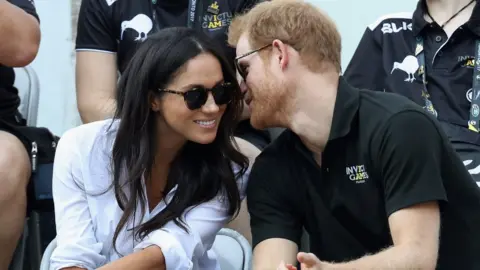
top-left (50, 27), bottom-right (257, 270)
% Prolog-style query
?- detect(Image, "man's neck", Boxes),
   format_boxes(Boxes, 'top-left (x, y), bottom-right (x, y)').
top-left (287, 71), bottom-right (339, 156)
top-left (425, 0), bottom-right (475, 34)
top-left (427, 0), bottom-right (474, 14)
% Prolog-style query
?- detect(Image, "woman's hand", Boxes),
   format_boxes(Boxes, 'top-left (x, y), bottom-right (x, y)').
top-left (277, 260), bottom-right (298, 270)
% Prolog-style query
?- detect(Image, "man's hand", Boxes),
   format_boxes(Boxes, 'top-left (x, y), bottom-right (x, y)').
top-left (297, 252), bottom-right (325, 269)
top-left (276, 253), bottom-right (327, 270)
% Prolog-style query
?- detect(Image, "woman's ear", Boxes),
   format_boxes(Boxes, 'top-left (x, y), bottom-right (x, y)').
top-left (149, 92), bottom-right (162, 112)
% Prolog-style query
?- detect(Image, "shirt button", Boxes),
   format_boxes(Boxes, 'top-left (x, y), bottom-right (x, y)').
top-left (435, 36), bottom-right (443, 42)
top-left (438, 51), bottom-right (443, 56)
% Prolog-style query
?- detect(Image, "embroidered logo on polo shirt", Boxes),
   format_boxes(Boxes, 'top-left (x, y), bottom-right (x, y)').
top-left (202, 2), bottom-right (232, 31)
top-left (391, 55), bottom-right (419, 83)
top-left (346, 164), bottom-right (369, 184)
top-left (120, 14), bottom-right (153, 41)
top-left (207, 1), bottom-right (220, 14)
top-left (458, 55), bottom-right (476, 68)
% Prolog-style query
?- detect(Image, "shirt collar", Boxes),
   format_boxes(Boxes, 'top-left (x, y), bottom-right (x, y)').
top-left (413, 0), bottom-right (480, 36)
top-left (328, 76), bottom-right (360, 141)
top-left (291, 77), bottom-right (359, 161)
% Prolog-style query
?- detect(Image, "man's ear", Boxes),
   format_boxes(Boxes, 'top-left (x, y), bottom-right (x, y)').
top-left (272, 39), bottom-right (289, 70)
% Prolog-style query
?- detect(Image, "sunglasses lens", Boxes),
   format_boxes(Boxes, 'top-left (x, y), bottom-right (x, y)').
top-left (184, 88), bottom-right (208, 110)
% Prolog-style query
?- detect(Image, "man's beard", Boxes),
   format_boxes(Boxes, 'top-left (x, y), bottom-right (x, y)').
top-left (250, 74), bottom-right (288, 130)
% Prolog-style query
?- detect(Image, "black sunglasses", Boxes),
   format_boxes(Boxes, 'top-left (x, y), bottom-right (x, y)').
top-left (158, 82), bottom-right (234, 110)
top-left (235, 44), bottom-right (272, 81)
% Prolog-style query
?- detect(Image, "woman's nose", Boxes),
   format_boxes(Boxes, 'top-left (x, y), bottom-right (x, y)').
top-left (201, 92), bottom-right (220, 113)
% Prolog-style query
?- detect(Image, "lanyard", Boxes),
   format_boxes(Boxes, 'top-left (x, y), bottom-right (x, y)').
top-left (152, 0), bottom-right (200, 31)
top-left (415, 37), bottom-right (480, 132)
top-left (186, 0), bottom-right (198, 29)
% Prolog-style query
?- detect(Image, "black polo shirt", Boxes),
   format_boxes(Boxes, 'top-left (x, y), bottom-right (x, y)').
top-left (344, 0), bottom-right (480, 145)
top-left (0, 0), bottom-right (39, 120)
top-left (75, 0), bottom-right (270, 149)
top-left (76, 0), bottom-right (260, 72)
top-left (247, 77), bottom-right (480, 269)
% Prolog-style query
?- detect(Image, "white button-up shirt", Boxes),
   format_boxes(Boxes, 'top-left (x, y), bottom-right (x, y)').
top-left (50, 120), bottom-right (250, 270)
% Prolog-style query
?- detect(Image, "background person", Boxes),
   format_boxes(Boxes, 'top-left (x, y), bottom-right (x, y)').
top-left (0, 0), bottom-right (57, 268)
top-left (344, 0), bottom-right (480, 184)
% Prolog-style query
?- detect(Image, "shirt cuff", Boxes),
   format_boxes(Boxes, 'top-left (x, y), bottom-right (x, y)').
top-left (50, 241), bottom-right (105, 270)
top-left (134, 229), bottom-right (194, 270)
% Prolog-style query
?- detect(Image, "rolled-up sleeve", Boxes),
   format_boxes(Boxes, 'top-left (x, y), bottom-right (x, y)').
top-left (50, 129), bottom-right (106, 270)
top-left (134, 163), bottom-right (250, 269)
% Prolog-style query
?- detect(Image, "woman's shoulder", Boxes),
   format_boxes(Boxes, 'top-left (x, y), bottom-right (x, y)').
top-left (58, 119), bottom-right (119, 156)
top-left (60, 119), bottom-right (115, 141)
top-left (55, 120), bottom-right (119, 190)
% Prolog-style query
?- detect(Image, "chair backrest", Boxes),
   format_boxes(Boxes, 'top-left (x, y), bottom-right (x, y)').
top-left (40, 228), bottom-right (251, 270)
top-left (213, 228), bottom-right (252, 270)
top-left (14, 66), bottom-right (40, 126)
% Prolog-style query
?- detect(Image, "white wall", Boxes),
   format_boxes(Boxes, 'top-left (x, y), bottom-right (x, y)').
top-left (308, 0), bottom-right (418, 68)
top-left (34, 0), bottom-right (419, 136)
top-left (31, 0), bottom-right (78, 136)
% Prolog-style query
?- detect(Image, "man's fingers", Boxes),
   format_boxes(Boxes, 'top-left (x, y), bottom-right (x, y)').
top-left (297, 252), bottom-right (318, 267)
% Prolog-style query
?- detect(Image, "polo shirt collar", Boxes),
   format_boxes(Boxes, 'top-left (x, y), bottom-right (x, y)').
top-left (413, 0), bottom-right (480, 36)
top-left (328, 77), bottom-right (360, 141)
top-left (412, 0), bottom-right (429, 36)
top-left (292, 77), bottom-right (359, 161)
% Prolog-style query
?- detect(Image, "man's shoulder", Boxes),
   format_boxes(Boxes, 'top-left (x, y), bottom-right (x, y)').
top-left (367, 11), bottom-right (414, 34)
top-left (90, 0), bottom-right (135, 8)
top-left (357, 89), bottom-right (428, 130)
top-left (79, 0), bottom-right (148, 14)
top-left (353, 11), bottom-right (415, 59)
top-left (8, 0), bottom-right (39, 21)
top-left (261, 129), bottom-right (294, 154)
top-left (252, 129), bottom-right (296, 168)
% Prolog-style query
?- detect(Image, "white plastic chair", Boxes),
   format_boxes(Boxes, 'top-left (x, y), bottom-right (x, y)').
top-left (213, 228), bottom-right (252, 270)
top-left (39, 237), bottom-right (56, 270)
top-left (14, 65), bottom-right (41, 126)
top-left (40, 228), bottom-right (252, 270)
top-left (8, 65), bottom-right (41, 270)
